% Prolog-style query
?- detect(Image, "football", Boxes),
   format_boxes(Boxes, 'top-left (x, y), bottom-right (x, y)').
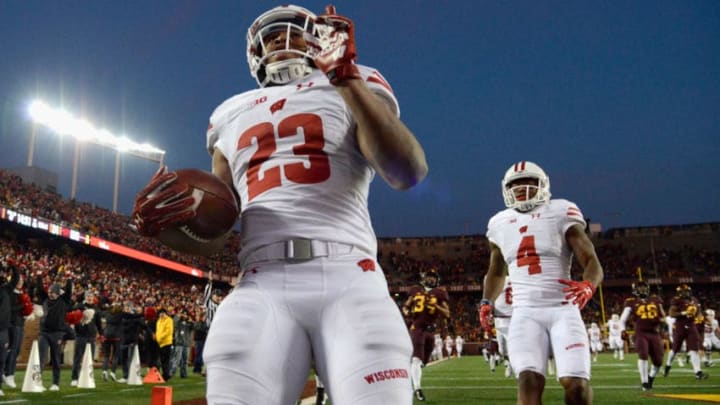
top-left (157, 168), bottom-right (239, 255)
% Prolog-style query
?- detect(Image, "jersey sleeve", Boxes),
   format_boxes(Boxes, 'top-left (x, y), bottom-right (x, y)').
top-left (555, 199), bottom-right (587, 235)
top-left (438, 288), bottom-right (450, 304)
top-left (486, 211), bottom-right (503, 247)
top-left (206, 99), bottom-right (230, 156)
top-left (206, 120), bottom-right (219, 156)
top-left (205, 93), bottom-right (245, 156)
top-left (357, 65), bottom-right (399, 117)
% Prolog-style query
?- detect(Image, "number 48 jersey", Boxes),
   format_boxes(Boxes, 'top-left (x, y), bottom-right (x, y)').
top-left (486, 199), bottom-right (586, 308)
top-left (207, 65), bottom-right (399, 262)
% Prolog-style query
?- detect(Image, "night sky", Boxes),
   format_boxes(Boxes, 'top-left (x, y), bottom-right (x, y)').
top-left (1, 1), bottom-right (718, 237)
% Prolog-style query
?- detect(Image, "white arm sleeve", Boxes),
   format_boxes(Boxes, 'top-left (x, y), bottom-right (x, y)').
top-left (619, 306), bottom-right (631, 330)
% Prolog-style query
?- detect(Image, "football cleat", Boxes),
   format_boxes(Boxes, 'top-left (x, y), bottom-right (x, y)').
top-left (648, 375), bottom-right (655, 388)
top-left (695, 371), bottom-right (709, 380)
top-left (414, 389), bottom-right (426, 401)
top-left (315, 387), bottom-right (326, 405)
top-left (641, 382), bottom-right (651, 391)
top-left (663, 365), bottom-right (671, 377)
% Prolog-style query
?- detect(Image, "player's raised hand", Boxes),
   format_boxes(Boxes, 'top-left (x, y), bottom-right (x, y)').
top-left (131, 165), bottom-right (196, 237)
top-left (478, 299), bottom-right (494, 332)
top-left (312, 5), bottom-right (361, 85)
top-left (559, 279), bottom-right (597, 310)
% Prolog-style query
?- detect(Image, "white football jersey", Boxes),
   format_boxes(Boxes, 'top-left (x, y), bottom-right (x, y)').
top-left (486, 199), bottom-right (586, 307)
top-left (705, 319), bottom-right (719, 337)
top-left (207, 66), bottom-right (399, 263)
top-left (588, 326), bottom-right (601, 341)
top-left (607, 319), bottom-right (623, 337)
top-left (493, 278), bottom-right (514, 317)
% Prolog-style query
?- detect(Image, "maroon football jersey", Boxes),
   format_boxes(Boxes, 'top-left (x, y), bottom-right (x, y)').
top-left (670, 296), bottom-right (700, 327)
top-left (407, 286), bottom-right (449, 331)
top-left (624, 295), bottom-right (663, 333)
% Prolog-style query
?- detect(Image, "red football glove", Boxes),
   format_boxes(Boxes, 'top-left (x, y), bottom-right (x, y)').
top-left (478, 300), bottom-right (493, 332)
top-left (131, 166), bottom-right (196, 237)
top-left (559, 279), bottom-right (596, 310)
top-left (312, 5), bottom-right (361, 85)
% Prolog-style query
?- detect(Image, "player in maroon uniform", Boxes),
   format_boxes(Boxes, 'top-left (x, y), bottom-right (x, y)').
top-left (619, 281), bottom-right (666, 391)
top-left (663, 284), bottom-right (709, 379)
top-left (402, 269), bottom-right (450, 401)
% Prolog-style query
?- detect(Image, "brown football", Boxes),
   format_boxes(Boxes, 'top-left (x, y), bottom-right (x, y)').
top-left (157, 168), bottom-right (239, 255)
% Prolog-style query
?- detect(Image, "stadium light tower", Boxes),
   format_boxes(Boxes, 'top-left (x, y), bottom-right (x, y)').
top-left (27, 99), bottom-right (166, 213)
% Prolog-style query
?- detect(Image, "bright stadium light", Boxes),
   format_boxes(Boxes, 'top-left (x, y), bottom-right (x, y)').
top-left (27, 99), bottom-right (166, 158)
top-left (26, 99), bottom-right (166, 213)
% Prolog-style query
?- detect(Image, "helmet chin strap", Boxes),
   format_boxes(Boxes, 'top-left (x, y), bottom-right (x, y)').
top-left (262, 58), bottom-right (313, 87)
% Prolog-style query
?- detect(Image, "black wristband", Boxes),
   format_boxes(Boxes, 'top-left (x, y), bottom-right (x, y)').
top-left (327, 64), bottom-right (361, 86)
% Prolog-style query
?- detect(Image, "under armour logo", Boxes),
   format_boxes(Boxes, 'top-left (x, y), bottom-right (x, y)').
top-left (296, 82), bottom-right (314, 90)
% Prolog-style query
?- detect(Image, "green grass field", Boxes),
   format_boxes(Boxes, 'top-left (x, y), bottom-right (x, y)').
top-left (415, 353), bottom-right (719, 404)
top-left (0, 353), bottom-right (717, 404)
top-left (0, 369), bottom-right (208, 404)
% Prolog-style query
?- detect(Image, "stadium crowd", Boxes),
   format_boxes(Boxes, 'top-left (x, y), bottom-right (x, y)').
top-left (1, 169), bottom-right (242, 278)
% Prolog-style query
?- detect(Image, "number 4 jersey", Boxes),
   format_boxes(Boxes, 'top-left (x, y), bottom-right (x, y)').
top-left (486, 199), bottom-right (586, 308)
top-left (207, 65), bottom-right (399, 261)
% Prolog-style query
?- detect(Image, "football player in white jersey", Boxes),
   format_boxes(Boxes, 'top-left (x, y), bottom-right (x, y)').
top-left (131, 4), bottom-right (428, 404)
top-left (703, 309), bottom-right (720, 366)
top-left (588, 322), bottom-right (603, 363)
top-left (455, 335), bottom-right (465, 358)
top-left (606, 314), bottom-right (625, 360)
top-left (445, 335), bottom-right (455, 358)
top-left (479, 161), bottom-right (604, 405)
top-left (432, 333), bottom-right (444, 362)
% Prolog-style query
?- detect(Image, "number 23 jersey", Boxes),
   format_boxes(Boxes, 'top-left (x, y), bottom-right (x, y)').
top-left (486, 199), bottom-right (586, 308)
top-left (207, 65), bottom-right (398, 261)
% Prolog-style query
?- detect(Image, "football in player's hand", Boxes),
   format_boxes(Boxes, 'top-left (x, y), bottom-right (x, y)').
top-left (157, 169), bottom-right (238, 255)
